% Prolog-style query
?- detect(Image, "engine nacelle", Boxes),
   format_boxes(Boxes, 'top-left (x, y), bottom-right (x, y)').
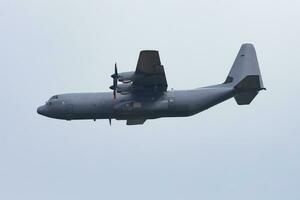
top-left (116, 83), bottom-right (132, 94)
top-left (117, 71), bottom-right (135, 83)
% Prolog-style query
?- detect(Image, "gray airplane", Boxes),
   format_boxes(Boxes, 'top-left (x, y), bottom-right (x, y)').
top-left (37, 43), bottom-right (265, 125)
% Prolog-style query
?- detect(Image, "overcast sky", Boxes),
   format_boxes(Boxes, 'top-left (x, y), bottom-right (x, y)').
top-left (0, 0), bottom-right (300, 199)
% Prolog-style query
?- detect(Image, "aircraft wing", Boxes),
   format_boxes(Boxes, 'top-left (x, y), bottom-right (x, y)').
top-left (132, 50), bottom-right (168, 92)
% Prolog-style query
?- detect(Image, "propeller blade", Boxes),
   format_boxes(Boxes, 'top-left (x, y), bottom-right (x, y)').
top-left (111, 63), bottom-right (118, 78)
top-left (115, 62), bottom-right (118, 76)
top-left (111, 62), bottom-right (118, 100)
top-left (113, 76), bottom-right (117, 99)
top-left (109, 118), bottom-right (112, 126)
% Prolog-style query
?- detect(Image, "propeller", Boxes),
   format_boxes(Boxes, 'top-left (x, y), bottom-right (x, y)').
top-left (109, 63), bottom-right (119, 126)
top-left (110, 63), bottom-right (118, 99)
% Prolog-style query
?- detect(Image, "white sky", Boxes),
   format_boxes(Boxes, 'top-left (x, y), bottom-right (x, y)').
top-left (0, 0), bottom-right (299, 199)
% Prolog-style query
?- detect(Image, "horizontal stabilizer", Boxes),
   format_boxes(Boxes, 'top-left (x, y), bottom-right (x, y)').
top-left (233, 75), bottom-right (265, 105)
top-left (234, 75), bottom-right (265, 91)
top-left (234, 91), bottom-right (258, 105)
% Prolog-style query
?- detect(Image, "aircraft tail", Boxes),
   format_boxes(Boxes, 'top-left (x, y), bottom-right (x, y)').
top-left (224, 43), bottom-right (266, 105)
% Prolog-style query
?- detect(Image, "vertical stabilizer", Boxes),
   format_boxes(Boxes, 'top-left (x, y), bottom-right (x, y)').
top-left (224, 44), bottom-right (265, 105)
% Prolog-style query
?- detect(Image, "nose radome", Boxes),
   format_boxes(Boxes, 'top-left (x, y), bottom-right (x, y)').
top-left (37, 106), bottom-right (45, 115)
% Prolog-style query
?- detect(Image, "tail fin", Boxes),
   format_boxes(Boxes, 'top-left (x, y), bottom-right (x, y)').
top-left (224, 43), bottom-right (266, 105)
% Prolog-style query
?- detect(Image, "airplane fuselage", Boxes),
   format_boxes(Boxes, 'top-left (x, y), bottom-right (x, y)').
top-left (37, 85), bottom-right (235, 122)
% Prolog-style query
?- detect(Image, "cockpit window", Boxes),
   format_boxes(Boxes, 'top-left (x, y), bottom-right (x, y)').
top-left (46, 95), bottom-right (59, 106)
top-left (50, 95), bottom-right (59, 100)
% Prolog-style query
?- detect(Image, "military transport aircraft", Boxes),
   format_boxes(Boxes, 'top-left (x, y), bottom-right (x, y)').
top-left (37, 43), bottom-right (265, 125)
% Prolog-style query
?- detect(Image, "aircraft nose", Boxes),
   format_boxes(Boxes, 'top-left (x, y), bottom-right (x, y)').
top-left (37, 105), bottom-right (46, 115)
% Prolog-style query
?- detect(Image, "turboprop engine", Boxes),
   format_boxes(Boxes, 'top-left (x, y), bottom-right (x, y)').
top-left (116, 82), bottom-right (132, 94)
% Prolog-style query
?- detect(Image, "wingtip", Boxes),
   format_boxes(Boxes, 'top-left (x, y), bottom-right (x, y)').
top-left (140, 50), bottom-right (159, 53)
